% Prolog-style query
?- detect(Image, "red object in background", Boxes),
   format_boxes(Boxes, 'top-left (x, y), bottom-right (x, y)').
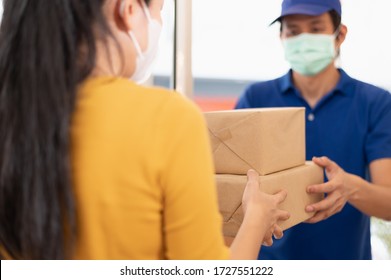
top-left (194, 96), bottom-right (237, 112)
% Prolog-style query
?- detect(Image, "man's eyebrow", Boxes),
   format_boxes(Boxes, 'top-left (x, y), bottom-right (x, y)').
top-left (309, 19), bottom-right (326, 25)
top-left (285, 22), bottom-right (300, 29)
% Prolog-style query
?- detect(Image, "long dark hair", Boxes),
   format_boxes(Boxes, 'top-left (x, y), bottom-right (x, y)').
top-left (0, 0), bottom-right (112, 259)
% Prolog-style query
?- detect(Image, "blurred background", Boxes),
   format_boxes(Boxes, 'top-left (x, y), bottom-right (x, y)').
top-left (153, 0), bottom-right (391, 111)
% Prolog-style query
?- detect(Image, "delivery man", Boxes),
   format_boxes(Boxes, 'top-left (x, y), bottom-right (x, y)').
top-left (235, 0), bottom-right (391, 259)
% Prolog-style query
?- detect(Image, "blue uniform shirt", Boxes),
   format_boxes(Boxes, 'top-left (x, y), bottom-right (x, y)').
top-left (235, 69), bottom-right (391, 260)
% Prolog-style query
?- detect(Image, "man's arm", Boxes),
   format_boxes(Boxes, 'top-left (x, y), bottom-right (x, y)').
top-left (349, 158), bottom-right (391, 220)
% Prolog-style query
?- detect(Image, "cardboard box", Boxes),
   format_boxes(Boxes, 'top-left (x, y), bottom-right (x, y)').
top-left (216, 162), bottom-right (324, 238)
top-left (204, 108), bottom-right (306, 176)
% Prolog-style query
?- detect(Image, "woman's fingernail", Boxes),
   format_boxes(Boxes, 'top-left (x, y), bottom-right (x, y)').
top-left (275, 234), bottom-right (283, 240)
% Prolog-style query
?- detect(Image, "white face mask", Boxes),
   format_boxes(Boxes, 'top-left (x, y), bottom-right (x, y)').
top-left (126, 1), bottom-right (162, 84)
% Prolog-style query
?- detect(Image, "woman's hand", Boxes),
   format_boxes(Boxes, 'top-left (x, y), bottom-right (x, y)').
top-left (305, 156), bottom-right (357, 223)
top-left (242, 169), bottom-right (290, 246)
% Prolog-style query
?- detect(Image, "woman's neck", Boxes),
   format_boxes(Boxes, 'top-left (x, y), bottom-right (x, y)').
top-left (90, 32), bottom-right (136, 79)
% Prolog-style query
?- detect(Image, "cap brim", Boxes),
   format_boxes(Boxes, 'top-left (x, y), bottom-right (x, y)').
top-left (270, 4), bottom-right (333, 26)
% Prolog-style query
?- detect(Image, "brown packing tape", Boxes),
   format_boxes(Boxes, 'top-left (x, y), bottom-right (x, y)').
top-left (216, 162), bottom-right (324, 238)
top-left (205, 108), bottom-right (306, 176)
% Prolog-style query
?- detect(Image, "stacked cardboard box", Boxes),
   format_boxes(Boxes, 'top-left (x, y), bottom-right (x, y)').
top-left (204, 108), bottom-right (324, 239)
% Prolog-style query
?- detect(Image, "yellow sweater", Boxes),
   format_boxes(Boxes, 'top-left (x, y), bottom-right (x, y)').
top-left (71, 77), bottom-right (229, 260)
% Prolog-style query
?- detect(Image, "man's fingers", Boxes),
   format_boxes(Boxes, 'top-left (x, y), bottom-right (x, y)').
top-left (306, 192), bottom-right (338, 213)
top-left (313, 156), bottom-right (339, 173)
top-left (307, 181), bottom-right (335, 194)
top-left (312, 156), bottom-right (331, 166)
top-left (306, 210), bottom-right (330, 223)
top-left (306, 199), bottom-right (344, 223)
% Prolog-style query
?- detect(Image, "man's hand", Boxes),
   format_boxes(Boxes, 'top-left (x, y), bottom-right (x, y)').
top-left (305, 156), bottom-right (357, 223)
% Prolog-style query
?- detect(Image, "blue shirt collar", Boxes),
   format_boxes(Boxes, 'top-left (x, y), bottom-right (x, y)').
top-left (279, 69), bottom-right (353, 97)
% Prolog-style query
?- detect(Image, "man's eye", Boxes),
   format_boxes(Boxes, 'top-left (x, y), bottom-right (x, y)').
top-left (289, 30), bottom-right (299, 36)
top-left (312, 28), bottom-right (324, 33)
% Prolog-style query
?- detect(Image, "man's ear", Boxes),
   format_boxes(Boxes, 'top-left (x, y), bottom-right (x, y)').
top-left (336, 24), bottom-right (348, 46)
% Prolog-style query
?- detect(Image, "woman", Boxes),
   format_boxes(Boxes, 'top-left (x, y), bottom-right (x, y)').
top-left (0, 0), bottom-right (289, 260)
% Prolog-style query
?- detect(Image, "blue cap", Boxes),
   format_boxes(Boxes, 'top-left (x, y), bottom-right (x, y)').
top-left (271, 0), bottom-right (342, 25)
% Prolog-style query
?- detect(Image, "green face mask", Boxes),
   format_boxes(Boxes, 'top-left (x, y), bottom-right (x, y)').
top-left (283, 32), bottom-right (338, 76)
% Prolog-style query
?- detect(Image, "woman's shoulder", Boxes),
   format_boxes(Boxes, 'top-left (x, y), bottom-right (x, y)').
top-left (77, 76), bottom-right (203, 126)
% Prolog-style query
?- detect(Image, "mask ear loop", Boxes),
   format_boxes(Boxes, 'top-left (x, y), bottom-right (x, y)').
top-left (334, 25), bottom-right (342, 41)
top-left (140, 1), bottom-right (152, 23)
top-left (129, 32), bottom-right (145, 59)
top-left (334, 25), bottom-right (343, 64)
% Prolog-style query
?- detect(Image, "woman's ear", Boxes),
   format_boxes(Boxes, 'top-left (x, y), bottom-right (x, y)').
top-left (114, 0), bottom-right (149, 52)
top-left (117, 0), bottom-right (138, 31)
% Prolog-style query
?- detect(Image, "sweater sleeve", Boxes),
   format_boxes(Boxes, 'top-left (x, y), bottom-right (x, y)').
top-left (155, 94), bottom-right (229, 260)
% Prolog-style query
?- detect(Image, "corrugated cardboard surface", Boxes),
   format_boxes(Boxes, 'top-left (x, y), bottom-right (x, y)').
top-left (205, 108), bottom-right (306, 176)
top-left (216, 162), bottom-right (324, 237)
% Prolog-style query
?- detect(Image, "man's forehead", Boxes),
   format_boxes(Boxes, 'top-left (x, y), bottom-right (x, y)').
top-left (282, 13), bottom-right (331, 26)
